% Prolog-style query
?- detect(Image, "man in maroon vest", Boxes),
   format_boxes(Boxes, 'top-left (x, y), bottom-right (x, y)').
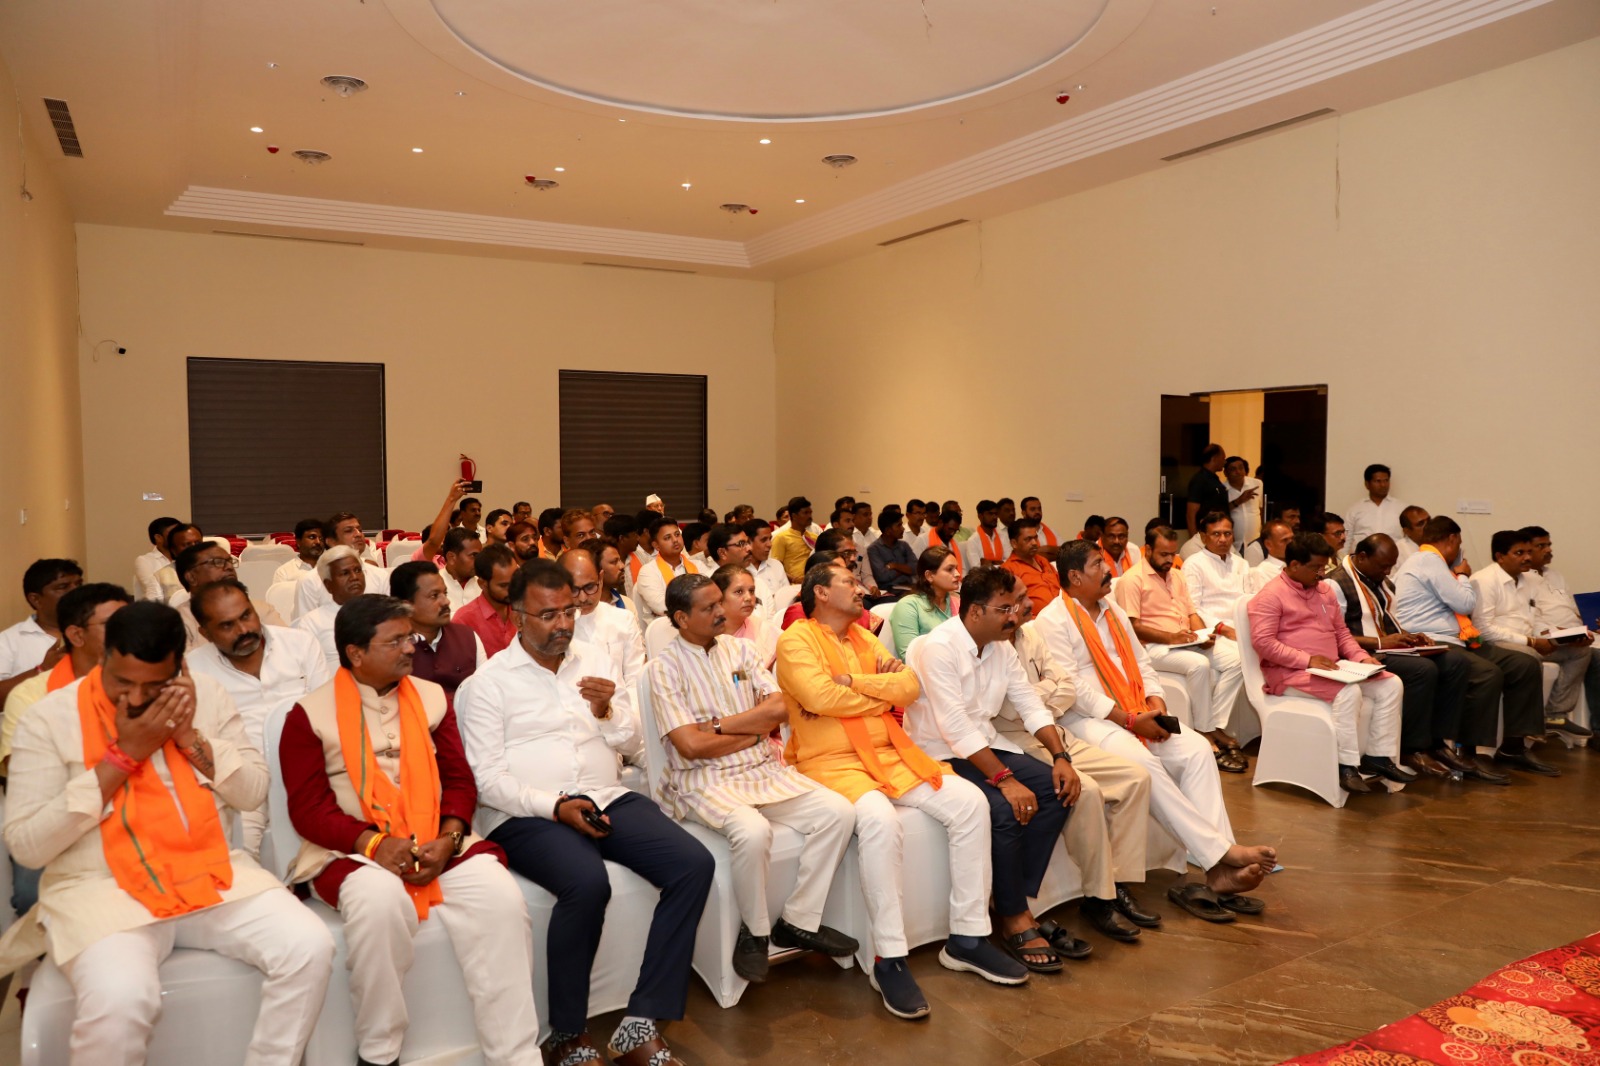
top-left (390, 561), bottom-right (486, 704)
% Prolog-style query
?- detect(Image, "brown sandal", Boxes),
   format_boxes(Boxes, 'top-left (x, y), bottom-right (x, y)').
top-left (608, 1036), bottom-right (686, 1066)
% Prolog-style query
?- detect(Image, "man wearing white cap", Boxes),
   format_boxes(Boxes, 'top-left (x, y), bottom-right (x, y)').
top-left (646, 494), bottom-right (665, 514)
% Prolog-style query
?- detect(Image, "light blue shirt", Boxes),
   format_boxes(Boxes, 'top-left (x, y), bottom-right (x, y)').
top-left (1390, 548), bottom-right (1476, 645)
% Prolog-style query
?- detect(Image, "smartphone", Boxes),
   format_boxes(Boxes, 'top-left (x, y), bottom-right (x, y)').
top-left (464, 480), bottom-right (483, 493)
top-left (1153, 714), bottom-right (1182, 734)
top-left (580, 805), bottom-right (612, 836)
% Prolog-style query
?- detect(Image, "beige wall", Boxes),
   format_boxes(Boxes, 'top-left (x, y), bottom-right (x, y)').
top-left (0, 53), bottom-right (86, 627)
top-left (75, 226), bottom-right (776, 577)
top-left (775, 38), bottom-right (1600, 589)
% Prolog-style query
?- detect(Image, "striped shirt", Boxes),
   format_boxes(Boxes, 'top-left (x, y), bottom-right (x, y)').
top-left (646, 634), bottom-right (817, 828)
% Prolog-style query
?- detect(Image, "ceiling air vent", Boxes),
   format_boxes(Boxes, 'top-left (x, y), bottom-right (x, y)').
top-left (525, 177), bottom-right (559, 190)
top-left (42, 98), bottom-right (83, 157)
top-left (1162, 108), bottom-right (1336, 162)
top-left (320, 75), bottom-right (369, 98)
top-left (822, 154), bottom-right (857, 168)
top-left (879, 219), bottom-right (969, 247)
top-left (293, 149), bottom-right (332, 165)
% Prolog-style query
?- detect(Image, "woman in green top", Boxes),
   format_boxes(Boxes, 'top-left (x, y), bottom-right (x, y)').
top-left (887, 546), bottom-right (962, 658)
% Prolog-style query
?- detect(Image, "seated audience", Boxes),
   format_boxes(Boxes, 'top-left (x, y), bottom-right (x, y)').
top-left (457, 561), bottom-right (713, 1066)
top-left (649, 574), bottom-right (858, 983)
top-left (537, 508), bottom-right (566, 560)
top-left (1019, 497), bottom-right (1061, 562)
top-left (926, 509), bottom-right (966, 561)
top-left (170, 541), bottom-right (287, 648)
top-left (389, 561), bottom-right (486, 704)
top-left (0, 559), bottom-right (83, 707)
top-left (1002, 519), bottom-right (1060, 617)
top-left (1179, 512), bottom-right (1253, 768)
top-left (708, 523), bottom-right (765, 614)
top-left (887, 546), bottom-right (962, 659)
top-left (562, 508), bottom-right (597, 551)
top-left (456, 496), bottom-right (485, 538)
top-left (594, 538), bottom-right (639, 616)
top-left (293, 546), bottom-right (368, 674)
top-left (132, 516), bottom-right (181, 601)
top-left (941, 500), bottom-right (974, 542)
top-left (1391, 517), bottom-right (1552, 778)
top-left (1521, 525), bottom-right (1600, 741)
top-left (713, 564), bottom-right (779, 669)
top-left (4, 601), bottom-right (334, 1065)
top-left (743, 518), bottom-right (790, 603)
top-left (589, 502), bottom-right (614, 526)
top-left (1243, 520), bottom-right (1294, 595)
top-left (152, 523), bottom-right (204, 602)
top-left (563, 548), bottom-right (646, 690)
top-left (1224, 458), bottom-right (1263, 547)
top-left (483, 508), bottom-right (512, 545)
top-left (272, 518), bottom-right (327, 586)
top-left (1328, 534), bottom-right (1480, 779)
top-left (512, 500), bottom-right (534, 525)
top-left (960, 500), bottom-right (1010, 572)
top-left (868, 510), bottom-right (918, 599)
top-left (1345, 464), bottom-right (1407, 546)
top-left (1098, 517), bottom-right (1138, 578)
top-left (1247, 534), bottom-right (1406, 794)
top-left (507, 520), bottom-right (541, 564)
top-left (1034, 541), bottom-right (1274, 921)
top-left (1320, 512), bottom-right (1348, 566)
top-left (634, 515), bottom-right (701, 624)
top-left (280, 594), bottom-right (538, 1066)
top-left (1079, 515), bottom-right (1107, 546)
top-left (777, 565), bottom-right (1028, 1020)
top-left (903, 499), bottom-right (931, 557)
top-left (293, 512), bottom-right (390, 618)
top-left (683, 521), bottom-right (714, 574)
top-left (1395, 505), bottom-right (1430, 563)
top-left (439, 527), bottom-right (485, 610)
top-left (453, 543), bottom-right (520, 659)
top-left (906, 567), bottom-right (1078, 975)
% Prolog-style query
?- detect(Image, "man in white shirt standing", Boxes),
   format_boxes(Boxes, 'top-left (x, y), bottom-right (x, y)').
top-left (1244, 521), bottom-right (1294, 595)
top-left (1224, 457), bottom-right (1263, 549)
top-left (456, 560), bottom-right (713, 1066)
top-left (1471, 530), bottom-right (1594, 738)
top-left (906, 567), bottom-right (1078, 974)
top-left (1033, 540), bottom-right (1275, 922)
top-left (1179, 512), bottom-right (1253, 767)
top-left (1521, 524), bottom-right (1600, 742)
top-left (132, 516), bottom-right (181, 602)
top-left (271, 519), bottom-right (326, 587)
top-left (1345, 464), bottom-right (1408, 547)
top-left (187, 578), bottom-right (331, 855)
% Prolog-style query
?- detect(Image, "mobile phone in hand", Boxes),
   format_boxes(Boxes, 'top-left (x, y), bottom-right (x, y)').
top-left (1153, 714), bottom-right (1182, 734)
top-left (580, 805), bottom-right (612, 836)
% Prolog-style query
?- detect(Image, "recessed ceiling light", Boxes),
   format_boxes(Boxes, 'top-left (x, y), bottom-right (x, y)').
top-left (453, 91), bottom-right (467, 97)
top-left (794, 199), bottom-right (806, 204)
top-left (759, 138), bottom-right (772, 145)
top-left (266, 62), bottom-right (279, 70)
top-left (249, 126), bottom-right (264, 133)
top-left (681, 183), bottom-right (692, 189)
top-left (617, 118), bottom-right (627, 123)
top-left (411, 147), bottom-right (424, 153)
top-left (554, 166), bottom-right (565, 172)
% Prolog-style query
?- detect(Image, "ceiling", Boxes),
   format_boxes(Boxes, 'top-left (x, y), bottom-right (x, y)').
top-left (3, 0), bottom-right (1595, 278)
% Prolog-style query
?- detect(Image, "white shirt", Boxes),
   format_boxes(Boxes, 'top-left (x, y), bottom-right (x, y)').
top-left (1245, 555), bottom-right (1285, 596)
top-left (1227, 478), bottom-right (1264, 546)
top-left (749, 558), bottom-right (790, 602)
top-left (852, 529), bottom-right (881, 590)
top-left (1184, 548), bottom-right (1251, 627)
top-left (441, 569), bottom-right (482, 612)
top-left (686, 551), bottom-right (712, 575)
top-left (292, 564), bottom-right (390, 620)
top-left (132, 548), bottom-right (169, 602)
top-left (1526, 567), bottom-right (1584, 631)
top-left (186, 625), bottom-right (332, 747)
top-left (961, 525), bottom-right (1011, 572)
top-left (1394, 537), bottom-right (1421, 565)
top-left (1345, 495), bottom-right (1408, 548)
top-left (904, 618), bottom-right (1054, 761)
top-left (1032, 595), bottom-right (1161, 723)
top-left (455, 637), bottom-right (641, 836)
top-left (632, 556), bottom-right (695, 624)
top-left (904, 526), bottom-right (931, 558)
top-left (292, 602), bottom-right (343, 675)
top-left (0, 616), bottom-right (57, 681)
top-left (574, 601), bottom-right (646, 688)
top-left (1470, 562), bottom-right (1537, 645)
top-left (271, 556), bottom-right (316, 587)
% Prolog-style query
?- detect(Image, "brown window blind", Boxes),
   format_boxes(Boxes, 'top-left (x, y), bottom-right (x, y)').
top-left (559, 370), bottom-right (706, 515)
top-left (187, 357), bottom-right (387, 534)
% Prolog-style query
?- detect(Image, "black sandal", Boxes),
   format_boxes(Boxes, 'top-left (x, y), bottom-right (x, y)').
top-left (1036, 919), bottom-right (1093, 960)
top-left (1001, 927), bottom-right (1064, 973)
top-left (1218, 893), bottom-right (1266, 915)
top-left (1215, 747), bottom-right (1249, 774)
top-left (1166, 882), bottom-right (1235, 923)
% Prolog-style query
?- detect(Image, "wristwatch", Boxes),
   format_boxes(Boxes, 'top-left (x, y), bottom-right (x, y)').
top-left (1052, 751), bottom-right (1073, 764)
top-left (448, 830), bottom-right (465, 856)
top-left (711, 716), bottom-right (723, 735)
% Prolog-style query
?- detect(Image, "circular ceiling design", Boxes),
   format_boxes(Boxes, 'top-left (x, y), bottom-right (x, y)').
top-left (429, 0), bottom-right (1110, 121)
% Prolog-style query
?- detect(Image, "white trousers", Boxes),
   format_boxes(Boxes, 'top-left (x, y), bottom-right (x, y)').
top-left (336, 854), bottom-right (540, 1066)
top-left (1148, 639), bottom-right (1245, 733)
top-left (1067, 717), bottom-right (1235, 872)
top-left (852, 775), bottom-right (991, 959)
top-left (706, 787), bottom-right (856, 937)
top-left (62, 888), bottom-right (334, 1066)
top-left (1288, 675), bottom-right (1403, 766)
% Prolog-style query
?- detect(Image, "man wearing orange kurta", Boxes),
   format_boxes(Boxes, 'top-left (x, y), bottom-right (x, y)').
top-left (776, 566), bottom-right (1026, 1022)
top-left (1002, 519), bottom-right (1061, 617)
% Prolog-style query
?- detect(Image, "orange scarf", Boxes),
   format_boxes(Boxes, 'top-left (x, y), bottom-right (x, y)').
top-left (46, 656), bottom-right (77, 692)
top-left (1420, 544), bottom-right (1481, 647)
top-left (77, 667), bottom-right (234, 918)
top-left (1099, 544), bottom-right (1135, 578)
top-left (927, 531), bottom-right (964, 574)
top-left (628, 553), bottom-right (645, 584)
top-left (334, 670), bottom-right (443, 919)
top-left (656, 555), bottom-right (697, 587)
top-left (976, 527), bottom-right (1006, 562)
top-left (1062, 594), bottom-right (1149, 744)
top-left (806, 621), bottom-right (944, 793)
top-left (1039, 524), bottom-right (1059, 548)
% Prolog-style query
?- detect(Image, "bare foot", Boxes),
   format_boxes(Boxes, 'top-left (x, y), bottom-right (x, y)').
top-left (1206, 862), bottom-right (1265, 895)
top-left (1221, 843), bottom-right (1277, 868)
top-left (997, 912), bottom-right (1053, 968)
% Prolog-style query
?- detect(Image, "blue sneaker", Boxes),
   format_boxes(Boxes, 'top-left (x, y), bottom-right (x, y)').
top-left (939, 936), bottom-right (1029, 985)
top-left (869, 957), bottom-right (930, 1020)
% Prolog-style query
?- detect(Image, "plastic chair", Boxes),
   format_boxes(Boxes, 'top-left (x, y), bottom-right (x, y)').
top-left (240, 542), bottom-right (293, 563)
top-left (1233, 601), bottom-right (1348, 808)
top-left (384, 539), bottom-right (422, 568)
top-left (644, 617), bottom-right (676, 660)
top-left (236, 559), bottom-right (282, 599)
top-left (869, 602), bottom-right (895, 626)
top-left (264, 581), bottom-right (298, 624)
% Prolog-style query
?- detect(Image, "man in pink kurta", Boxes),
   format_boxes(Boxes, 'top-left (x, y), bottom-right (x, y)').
top-left (1246, 533), bottom-right (1406, 794)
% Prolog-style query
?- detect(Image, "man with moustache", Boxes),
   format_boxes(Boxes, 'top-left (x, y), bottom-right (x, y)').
top-left (389, 561), bottom-right (486, 705)
top-left (1097, 518), bottom-right (1137, 579)
top-left (562, 547), bottom-right (646, 691)
top-left (438, 527), bottom-right (484, 610)
top-left (188, 578), bottom-right (331, 854)
top-left (293, 511), bottom-right (390, 619)
top-left (457, 560), bottom-right (712, 1066)
top-left (169, 541), bottom-right (287, 649)
top-left (453, 544), bottom-right (520, 658)
top-left (272, 518), bottom-right (328, 586)
top-left (647, 574), bottom-right (857, 984)
top-left (293, 546), bottom-right (368, 675)
top-left (743, 518), bottom-right (790, 603)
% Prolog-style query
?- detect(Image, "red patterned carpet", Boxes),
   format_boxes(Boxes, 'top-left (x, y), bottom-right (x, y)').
top-left (1281, 931), bottom-right (1600, 1065)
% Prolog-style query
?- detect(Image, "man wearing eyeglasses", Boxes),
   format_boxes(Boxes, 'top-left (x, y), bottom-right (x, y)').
top-left (456, 560), bottom-right (713, 1066)
top-left (562, 547), bottom-right (645, 690)
top-left (905, 566), bottom-right (1079, 976)
top-left (168, 540), bottom-right (285, 650)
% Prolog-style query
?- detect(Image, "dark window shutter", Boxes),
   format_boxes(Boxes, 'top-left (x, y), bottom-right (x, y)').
top-left (559, 370), bottom-right (706, 515)
top-left (187, 358), bottom-right (387, 534)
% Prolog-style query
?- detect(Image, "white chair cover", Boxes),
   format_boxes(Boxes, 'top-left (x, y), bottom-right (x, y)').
top-left (264, 581), bottom-right (298, 623)
top-left (644, 617), bottom-right (676, 660)
top-left (385, 539), bottom-right (422, 568)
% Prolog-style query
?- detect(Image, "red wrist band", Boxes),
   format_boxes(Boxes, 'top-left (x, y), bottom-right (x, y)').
top-left (987, 768), bottom-right (1014, 787)
top-left (103, 744), bottom-right (142, 775)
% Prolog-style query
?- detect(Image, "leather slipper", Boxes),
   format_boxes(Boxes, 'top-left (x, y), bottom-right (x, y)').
top-left (1001, 927), bottom-right (1064, 973)
top-left (1167, 882), bottom-right (1235, 923)
top-left (1217, 893), bottom-right (1266, 915)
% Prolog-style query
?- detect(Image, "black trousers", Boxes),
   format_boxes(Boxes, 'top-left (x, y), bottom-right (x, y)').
top-left (489, 791), bottom-right (714, 1033)
top-left (949, 749), bottom-right (1071, 916)
top-left (1383, 650), bottom-right (1469, 752)
top-left (1469, 642), bottom-right (1544, 743)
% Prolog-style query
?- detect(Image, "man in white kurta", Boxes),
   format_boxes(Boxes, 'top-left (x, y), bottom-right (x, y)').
top-left (0, 601), bottom-right (333, 1066)
top-left (1181, 515), bottom-right (1254, 746)
top-left (1033, 541), bottom-right (1275, 912)
top-left (648, 574), bottom-right (857, 983)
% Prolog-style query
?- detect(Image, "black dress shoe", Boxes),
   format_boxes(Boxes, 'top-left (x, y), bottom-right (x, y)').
top-left (733, 924), bottom-right (770, 983)
top-left (1360, 755), bottom-right (1416, 783)
top-left (771, 917), bottom-right (859, 957)
top-left (1114, 884), bottom-right (1161, 927)
top-left (1433, 745), bottom-right (1476, 773)
top-left (1404, 751), bottom-right (1455, 779)
top-left (1080, 898), bottom-right (1140, 942)
top-left (1494, 747), bottom-right (1562, 777)
top-left (1338, 765), bottom-right (1372, 793)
